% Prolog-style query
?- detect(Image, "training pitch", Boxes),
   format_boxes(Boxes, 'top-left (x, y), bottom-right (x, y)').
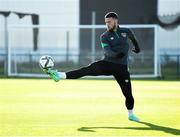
top-left (0, 79), bottom-right (180, 137)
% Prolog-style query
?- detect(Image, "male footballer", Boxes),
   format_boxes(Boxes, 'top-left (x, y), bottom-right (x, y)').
top-left (43, 12), bottom-right (140, 121)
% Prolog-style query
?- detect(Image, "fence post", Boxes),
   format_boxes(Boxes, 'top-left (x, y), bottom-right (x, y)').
top-left (178, 55), bottom-right (180, 79)
top-left (91, 11), bottom-right (96, 62)
top-left (4, 17), bottom-right (8, 76)
top-left (66, 31), bottom-right (70, 63)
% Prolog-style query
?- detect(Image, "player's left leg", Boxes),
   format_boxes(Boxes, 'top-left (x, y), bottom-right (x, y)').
top-left (113, 65), bottom-right (139, 122)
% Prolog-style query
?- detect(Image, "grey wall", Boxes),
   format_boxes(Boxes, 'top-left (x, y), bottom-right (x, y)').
top-left (80, 0), bottom-right (157, 25)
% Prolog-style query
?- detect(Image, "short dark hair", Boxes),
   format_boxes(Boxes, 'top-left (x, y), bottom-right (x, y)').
top-left (105, 12), bottom-right (118, 19)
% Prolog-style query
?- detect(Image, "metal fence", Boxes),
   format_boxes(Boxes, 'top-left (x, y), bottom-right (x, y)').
top-left (160, 55), bottom-right (180, 79)
top-left (0, 53), bottom-right (180, 79)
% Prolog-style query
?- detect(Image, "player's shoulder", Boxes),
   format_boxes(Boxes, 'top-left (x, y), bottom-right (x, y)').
top-left (119, 27), bottom-right (134, 35)
top-left (119, 27), bottom-right (132, 33)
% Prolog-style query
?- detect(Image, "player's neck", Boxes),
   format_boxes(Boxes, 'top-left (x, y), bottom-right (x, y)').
top-left (113, 25), bottom-right (119, 31)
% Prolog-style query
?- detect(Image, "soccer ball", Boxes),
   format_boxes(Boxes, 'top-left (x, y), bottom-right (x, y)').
top-left (39, 55), bottom-right (54, 69)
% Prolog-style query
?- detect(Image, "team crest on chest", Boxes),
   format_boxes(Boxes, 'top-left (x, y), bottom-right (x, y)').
top-left (121, 33), bottom-right (127, 37)
top-left (110, 37), bottom-right (114, 40)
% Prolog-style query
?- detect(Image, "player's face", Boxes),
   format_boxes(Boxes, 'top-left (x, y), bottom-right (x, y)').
top-left (105, 17), bottom-right (118, 31)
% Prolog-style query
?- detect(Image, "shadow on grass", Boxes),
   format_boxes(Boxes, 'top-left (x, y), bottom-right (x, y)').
top-left (78, 121), bottom-right (180, 135)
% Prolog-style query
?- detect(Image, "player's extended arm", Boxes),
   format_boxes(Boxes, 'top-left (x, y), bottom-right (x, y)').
top-left (128, 30), bottom-right (141, 53)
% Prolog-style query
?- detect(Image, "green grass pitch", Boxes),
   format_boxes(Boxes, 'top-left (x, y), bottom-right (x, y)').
top-left (0, 79), bottom-right (180, 136)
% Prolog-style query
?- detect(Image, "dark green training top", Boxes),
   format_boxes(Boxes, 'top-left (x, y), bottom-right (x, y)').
top-left (100, 26), bottom-right (139, 65)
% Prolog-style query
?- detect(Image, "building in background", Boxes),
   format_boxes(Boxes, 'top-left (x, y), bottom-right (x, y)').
top-left (158, 0), bottom-right (180, 55)
top-left (0, 0), bottom-right (179, 54)
top-left (0, 0), bottom-right (79, 54)
top-left (0, 0), bottom-right (179, 77)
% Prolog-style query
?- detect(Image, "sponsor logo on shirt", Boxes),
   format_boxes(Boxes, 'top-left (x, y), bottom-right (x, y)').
top-left (110, 37), bottom-right (114, 40)
top-left (121, 33), bottom-right (127, 37)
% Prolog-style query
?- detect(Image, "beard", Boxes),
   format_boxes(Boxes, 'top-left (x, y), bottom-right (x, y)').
top-left (107, 23), bottom-right (117, 32)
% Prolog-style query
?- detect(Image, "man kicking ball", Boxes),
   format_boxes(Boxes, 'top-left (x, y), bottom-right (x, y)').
top-left (42, 12), bottom-right (140, 122)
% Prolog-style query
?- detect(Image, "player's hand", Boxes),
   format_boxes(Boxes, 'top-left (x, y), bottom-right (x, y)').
top-left (132, 46), bottom-right (140, 53)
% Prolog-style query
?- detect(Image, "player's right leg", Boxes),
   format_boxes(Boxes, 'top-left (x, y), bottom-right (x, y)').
top-left (43, 60), bottom-right (111, 81)
top-left (66, 61), bottom-right (112, 79)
